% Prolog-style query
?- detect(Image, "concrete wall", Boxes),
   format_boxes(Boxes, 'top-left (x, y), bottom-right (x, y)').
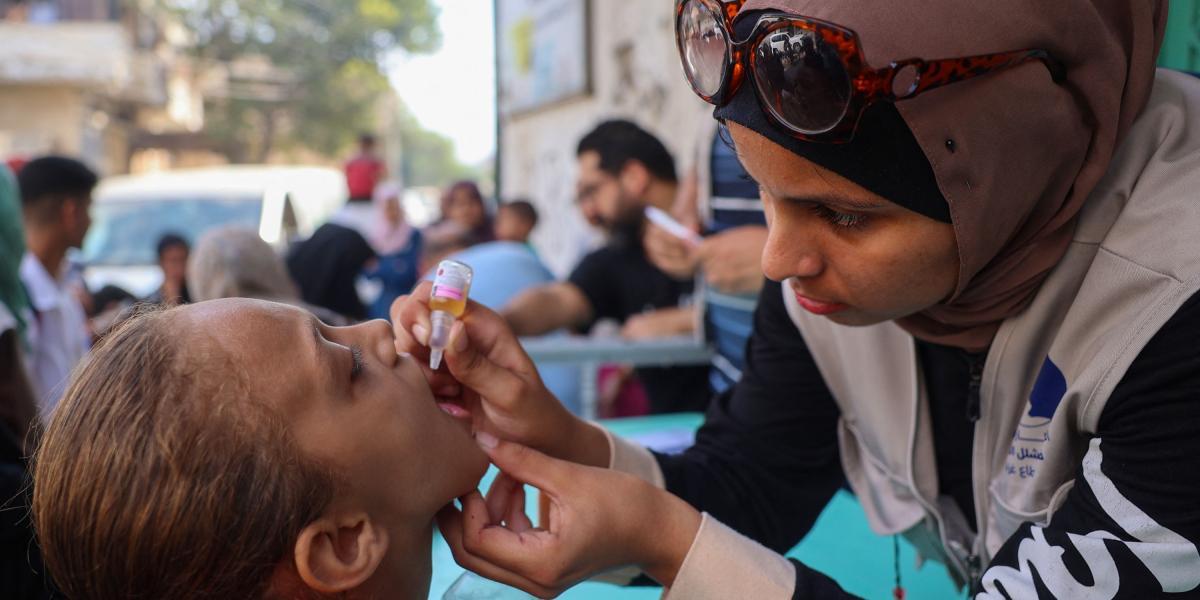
top-left (497, 0), bottom-right (710, 277)
top-left (0, 84), bottom-right (129, 175)
top-left (0, 85), bottom-right (88, 155)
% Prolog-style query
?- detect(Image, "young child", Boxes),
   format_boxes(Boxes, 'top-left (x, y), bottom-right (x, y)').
top-left (32, 298), bottom-right (489, 599)
top-left (493, 200), bottom-right (538, 245)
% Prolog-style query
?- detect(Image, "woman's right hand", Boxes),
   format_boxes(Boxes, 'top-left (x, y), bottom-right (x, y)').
top-left (437, 435), bottom-right (701, 597)
top-left (391, 282), bottom-right (610, 468)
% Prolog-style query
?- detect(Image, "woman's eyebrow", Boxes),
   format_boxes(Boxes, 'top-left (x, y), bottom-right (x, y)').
top-left (782, 192), bottom-right (886, 210)
top-left (746, 173), bottom-right (886, 211)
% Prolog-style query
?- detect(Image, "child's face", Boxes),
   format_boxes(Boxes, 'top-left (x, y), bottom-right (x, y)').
top-left (175, 298), bottom-right (488, 534)
top-left (494, 208), bottom-right (533, 243)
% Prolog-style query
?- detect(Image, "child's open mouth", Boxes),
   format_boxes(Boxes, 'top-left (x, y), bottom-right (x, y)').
top-left (438, 402), bottom-right (472, 425)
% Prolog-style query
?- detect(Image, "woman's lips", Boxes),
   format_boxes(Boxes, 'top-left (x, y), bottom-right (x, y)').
top-left (792, 290), bottom-right (849, 315)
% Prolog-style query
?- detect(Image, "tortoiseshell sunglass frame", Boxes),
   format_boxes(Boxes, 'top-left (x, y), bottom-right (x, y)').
top-left (675, 0), bottom-right (1066, 143)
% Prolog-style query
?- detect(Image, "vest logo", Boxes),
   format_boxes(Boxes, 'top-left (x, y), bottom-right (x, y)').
top-left (1028, 356), bottom-right (1067, 420)
top-left (1013, 357), bottom-right (1067, 444)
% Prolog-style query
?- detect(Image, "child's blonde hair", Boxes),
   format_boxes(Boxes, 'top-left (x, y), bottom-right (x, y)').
top-left (33, 306), bottom-right (336, 599)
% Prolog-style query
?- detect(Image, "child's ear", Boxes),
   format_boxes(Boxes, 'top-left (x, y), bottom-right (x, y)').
top-left (293, 513), bottom-right (389, 593)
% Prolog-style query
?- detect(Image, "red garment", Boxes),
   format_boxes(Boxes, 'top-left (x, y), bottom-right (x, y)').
top-left (344, 154), bottom-right (384, 200)
top-left (5, 157), bottom-right (27, 175)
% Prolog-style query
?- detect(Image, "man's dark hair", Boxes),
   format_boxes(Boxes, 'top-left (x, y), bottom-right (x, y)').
top-left (358, 133), bottom-right (376, 148)
top-left (89, 285), bottom-right (137, 318)
top-left (17, 156), bottom-right (98, 222)
top-left (576, 120), bottom-right (677, 183)
top-left (156, 233), bottom-right (189, 259)
top-left (500, 200), bottom-right (538, 227)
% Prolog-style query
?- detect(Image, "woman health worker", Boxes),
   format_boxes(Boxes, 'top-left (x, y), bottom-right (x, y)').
top-left (393, 0), bottom-right (1200, 597)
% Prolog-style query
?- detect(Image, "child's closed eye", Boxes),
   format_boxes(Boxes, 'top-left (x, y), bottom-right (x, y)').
top-left (350, 345), bottom-right (364, 379)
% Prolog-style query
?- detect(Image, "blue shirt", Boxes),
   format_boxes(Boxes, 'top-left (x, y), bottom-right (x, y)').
top-left (364, 230), bottom-right (423, 321)
top-left (432, 242), bottom-right (583, 415)
top-left (706, 127), bottom-right (767, 394)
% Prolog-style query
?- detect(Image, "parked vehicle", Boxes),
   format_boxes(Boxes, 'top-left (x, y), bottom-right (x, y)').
top-left (78, 165), bottom-right (348, 297)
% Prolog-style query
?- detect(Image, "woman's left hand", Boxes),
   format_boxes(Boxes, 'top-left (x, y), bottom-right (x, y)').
top-left (437, 434), bottom-right (702, 598)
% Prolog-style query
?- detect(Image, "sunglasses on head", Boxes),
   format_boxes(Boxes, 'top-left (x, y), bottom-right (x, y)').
top-left (675, 0), bottom-right (1066, 143)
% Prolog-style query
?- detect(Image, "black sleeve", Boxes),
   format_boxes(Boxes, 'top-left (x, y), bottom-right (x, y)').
top-left (978, 290), bottom-right (1200, 598)
top-left (566, 248), bottom-right (621, 330)
top-left (654, 278), bottom-right (845, 554)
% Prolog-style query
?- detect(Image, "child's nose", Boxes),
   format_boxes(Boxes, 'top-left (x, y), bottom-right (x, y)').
top-left (358, 319), bottom-right (398, 366)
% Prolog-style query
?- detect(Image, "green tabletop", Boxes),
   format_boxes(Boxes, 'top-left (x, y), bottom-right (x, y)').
top-left (429, 414), bottom-right (966, 599)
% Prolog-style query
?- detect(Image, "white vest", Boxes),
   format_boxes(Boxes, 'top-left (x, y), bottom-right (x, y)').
top-left (782, 70), bottom-right (1200, 584)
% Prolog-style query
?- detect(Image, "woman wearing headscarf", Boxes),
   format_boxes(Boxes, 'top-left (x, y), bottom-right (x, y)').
top-left (0, 163), bottom-right (53, 597)
top-left (285, 220), bottom-right (375, 322)
top-left (190, 227), bottom-right (350, 326)
top-left (394, 1), bottom-right (1200, 597)
top-left (362, 182), bottom-right (422, 320)
top-left (437, 180), bottom-right (494, 246)
top-left (0, 164), bottom-right (38, 449)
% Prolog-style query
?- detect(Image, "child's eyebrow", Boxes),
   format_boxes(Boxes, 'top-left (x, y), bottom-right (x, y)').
top-left (307, 317), bottom-right (323, 360)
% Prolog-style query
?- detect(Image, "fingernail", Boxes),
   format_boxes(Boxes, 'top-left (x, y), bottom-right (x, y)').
top-left (451, 322), bottom-right (468, 353)
top-left (413, 324), bottom-right (429, 346)
top-left (475, 431), bottom-right (498, 449)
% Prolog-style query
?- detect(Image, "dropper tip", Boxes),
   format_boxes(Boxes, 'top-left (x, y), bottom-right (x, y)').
top-left (429, 348), bottom-right (444, 370)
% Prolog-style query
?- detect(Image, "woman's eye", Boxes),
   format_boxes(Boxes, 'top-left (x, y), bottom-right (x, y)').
top-left (813, 205), bottom-right (866, 229)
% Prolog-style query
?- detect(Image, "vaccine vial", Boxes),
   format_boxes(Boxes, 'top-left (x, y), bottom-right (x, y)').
top-left (428, 260), bottom-right (473, 369)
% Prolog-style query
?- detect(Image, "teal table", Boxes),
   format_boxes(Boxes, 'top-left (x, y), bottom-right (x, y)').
top-left (429, 414), bottom-right (966, 599)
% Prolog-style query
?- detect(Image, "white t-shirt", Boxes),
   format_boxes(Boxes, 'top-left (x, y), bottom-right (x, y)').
top-left (20, 253), bottom-right (89, 415)
top-left (0, 303), bottom-right (13, 334)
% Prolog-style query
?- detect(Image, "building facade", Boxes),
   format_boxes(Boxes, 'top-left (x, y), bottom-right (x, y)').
top-left (0, 0), bottom-right (205, 175)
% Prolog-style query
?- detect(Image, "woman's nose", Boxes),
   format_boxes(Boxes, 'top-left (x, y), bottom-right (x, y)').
top-left (761, 222), bottom-right (823, 282)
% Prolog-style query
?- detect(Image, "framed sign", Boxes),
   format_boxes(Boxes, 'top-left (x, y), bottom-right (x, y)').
top-left (496, 0), bottom-right (591, 116)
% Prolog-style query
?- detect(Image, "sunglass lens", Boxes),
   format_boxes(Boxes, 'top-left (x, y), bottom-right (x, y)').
top-left (752, 25), bottom-right (851, 134)
top-left (678, 0), bottom-right (728, 99)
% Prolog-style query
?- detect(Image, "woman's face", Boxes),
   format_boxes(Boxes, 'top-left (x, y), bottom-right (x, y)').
top-left (383, 195), bottom-right (403, 226)
top-left (729, 122), bottom-right (959, 326)
top-left (446, 190), bottom-right (485, 230)
top-left (175, 299), bottom-right (488, 528)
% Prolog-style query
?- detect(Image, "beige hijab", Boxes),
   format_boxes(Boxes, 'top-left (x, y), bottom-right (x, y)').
top-left (188, 227), bottom-right (300, 303)
top-left (188, 227), bottom-right (353, 325)
top-left (741, 0), bottom-right (1167, 350)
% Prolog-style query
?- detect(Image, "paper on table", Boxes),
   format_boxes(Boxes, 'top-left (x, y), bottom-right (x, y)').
top-left (626, 428), bottom-right (696, 455)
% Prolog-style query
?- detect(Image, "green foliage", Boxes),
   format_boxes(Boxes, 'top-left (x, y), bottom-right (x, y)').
top-left (392, 102), bottom-right (480, 187)
top-left (159, 0), bottom-right (468, 170)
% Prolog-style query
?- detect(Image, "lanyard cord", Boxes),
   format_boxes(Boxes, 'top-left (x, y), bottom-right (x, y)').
top-left (893, 535), bottom-right (906, 599)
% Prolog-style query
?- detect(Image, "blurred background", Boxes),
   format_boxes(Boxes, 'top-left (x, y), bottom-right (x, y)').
top-left (3, 0), bottom-right (1198, 275)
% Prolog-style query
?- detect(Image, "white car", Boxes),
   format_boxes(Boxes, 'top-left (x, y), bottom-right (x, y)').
top-left (78, 165), bottom-right (348, 297)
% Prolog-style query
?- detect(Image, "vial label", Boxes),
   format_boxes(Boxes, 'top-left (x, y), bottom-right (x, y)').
top-left (432, 283), bottom-right (464, 301)
top-left (432, 264), bottom-right (468, 300)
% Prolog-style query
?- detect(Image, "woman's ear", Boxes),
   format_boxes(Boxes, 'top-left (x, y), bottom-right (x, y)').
top-left (293, 513), bottom-right (389, 593)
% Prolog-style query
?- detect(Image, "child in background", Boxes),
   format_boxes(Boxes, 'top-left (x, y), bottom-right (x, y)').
top-left (33, 299), bottom-right (489, 600)
top-left (493, 200), bottom-right (538, 245)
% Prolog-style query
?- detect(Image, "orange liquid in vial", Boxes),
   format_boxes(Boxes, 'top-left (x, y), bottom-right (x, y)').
top-left (429, 295), bottom-right (466, 317)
